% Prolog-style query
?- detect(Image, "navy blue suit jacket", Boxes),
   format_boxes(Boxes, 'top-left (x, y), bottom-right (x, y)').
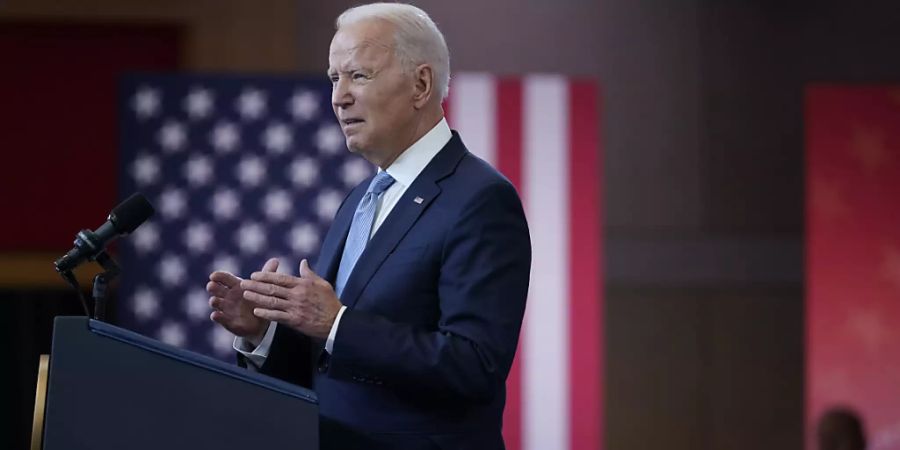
top-left (256, 132), bottom-right (531, 450)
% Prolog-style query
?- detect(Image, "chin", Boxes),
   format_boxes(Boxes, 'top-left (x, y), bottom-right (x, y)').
top-left (345, 136), bottom-right (370, 154)
top-left (345, 138), bottom-right (361, 154)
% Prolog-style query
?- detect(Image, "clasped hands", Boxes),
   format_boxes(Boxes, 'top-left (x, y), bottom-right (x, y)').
top-left (207, 258), bottom-right (342, 343)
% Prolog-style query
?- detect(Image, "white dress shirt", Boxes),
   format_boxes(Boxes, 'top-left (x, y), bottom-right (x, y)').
top-left (234, 118), bottom-right (452, 366)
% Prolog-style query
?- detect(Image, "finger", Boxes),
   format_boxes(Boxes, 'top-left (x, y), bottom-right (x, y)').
top-left (209, 296), bottom-right (229, 311)
top-left (252, 307), bottom-right (292, 323)
top-left (250, 271), bottom-right (299, 287)
top-left (239, 279), bottom-right (292, 299)
top-left (206, 281), bottom-right (229, 297)
top-left (298, 259), bottom-right (321, 280)
top-left (242, 290), bottom-right (285, 310)
top-left (210, 309), bottom-right (225, 323)
top-left (262, 257), bottom-right (280, 273)
top-left (210, 271), bottom-right (241, 288)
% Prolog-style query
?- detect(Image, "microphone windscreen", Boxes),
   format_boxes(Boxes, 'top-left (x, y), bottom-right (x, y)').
top-left (110, 193), bottom-right (155, 234)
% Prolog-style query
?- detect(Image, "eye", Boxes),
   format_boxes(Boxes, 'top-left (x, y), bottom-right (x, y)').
top-left (329, 75), bottom-right (339, 83)
top-left (352, 72), bottom-right (369, 80)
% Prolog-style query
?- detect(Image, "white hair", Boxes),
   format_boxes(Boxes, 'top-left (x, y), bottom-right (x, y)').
top-left (337, 3), bottom-right (451, 100)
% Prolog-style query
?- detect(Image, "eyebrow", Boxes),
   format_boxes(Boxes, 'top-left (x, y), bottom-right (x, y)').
top-left (326, 67), bottom-right (366, 78)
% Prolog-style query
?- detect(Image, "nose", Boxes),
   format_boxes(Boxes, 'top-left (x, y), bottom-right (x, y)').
top-left (332, 77), bottom-right (353, 110)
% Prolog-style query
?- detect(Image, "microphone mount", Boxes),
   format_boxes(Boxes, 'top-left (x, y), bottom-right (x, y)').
top-left (57, 250), bottom-right (120, 321)
top-left (53, 192), bottom-right (153, 321)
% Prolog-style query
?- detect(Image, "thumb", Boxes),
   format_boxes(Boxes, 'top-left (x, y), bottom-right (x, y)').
top-left (262, 257), bottom-right (280, 273)
top-left (298, 259), bottom-right (318, 279)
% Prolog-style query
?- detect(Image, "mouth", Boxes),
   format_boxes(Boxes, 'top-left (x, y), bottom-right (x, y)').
top-left (341, 118), bottom-right (364, 127)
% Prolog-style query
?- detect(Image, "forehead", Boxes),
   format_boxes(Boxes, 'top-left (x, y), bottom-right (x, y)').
top-left (328, 20), bottom-right (395, 69)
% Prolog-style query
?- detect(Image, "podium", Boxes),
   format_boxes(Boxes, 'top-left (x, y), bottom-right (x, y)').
top-left (36, 317), bottom-right (318, 450)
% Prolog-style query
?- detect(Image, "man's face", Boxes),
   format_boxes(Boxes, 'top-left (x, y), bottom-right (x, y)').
top-left (328, 20), bottom-right (416, 163)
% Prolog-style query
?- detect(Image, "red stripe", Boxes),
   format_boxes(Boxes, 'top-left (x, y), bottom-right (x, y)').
top-left (568, 80), bottom-right (603, 450)
top-left (497, 77), bottom-right (524, 450)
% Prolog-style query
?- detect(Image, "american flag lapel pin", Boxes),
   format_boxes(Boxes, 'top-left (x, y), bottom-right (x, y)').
top-left (414, 196), bottom-right (424, 204)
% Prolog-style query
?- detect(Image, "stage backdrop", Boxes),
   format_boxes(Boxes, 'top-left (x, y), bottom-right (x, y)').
top-left (116, 73), bottom-right (603, 450)
top-left (807, 85), bottom-right (900, 450)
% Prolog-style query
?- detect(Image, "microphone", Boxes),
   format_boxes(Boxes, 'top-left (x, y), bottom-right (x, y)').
top-left (54, 193), bottom-right (155, 273)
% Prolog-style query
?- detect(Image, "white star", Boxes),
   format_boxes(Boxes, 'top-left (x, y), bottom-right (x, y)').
top-left (236, 156), bottom-right (266, 188)
top-left (209, 326), bottom-right (235, 356)
top-left (262, 122), bottom-right (293, 154)
top-left (184, 221), bottom-right (213, 254)
top-left (158, 188), bottom-right (187, 220)
top-left (211, 189), bottom-right (240, 221)
top-left (157, 120), bottom-right (187, 152)
top-left (210, 254), bottom-right (241, 276)
top-left (341, 158), bottom-right (373, 188)
top-left (316, 190), bottom-right (344, 222)
top-left (184, 87), bottom-right (214, 120)
top-left (289, 222), bottom-right (319, 254)
top-left (132, 287), bottom-right (160, 321)
top-left (131, 153), bottom-right (160, 186)
top-left (288, 90), bottom-right (320, 122)
top-left (315, 124), bottom-right (345, 155)
top-left (184, 288), bottom-right (211, 321)
top-left (288, 157), bottom-right (319, 188)
top-left (158, 254), bottom-right (186, 287)
top-left (210, 121), bottom-right (240, 153)
top-left (236, 222), bottom-right (267, 254)
top-left (263, 189), bottom-right (293, 221)
top-left (159, 321), bottom-right (187, 347)
top-left (184, 155), bottom-right (213, 187)
top-left (132, 86), bottom-right (160, 119)
top-left (236, 87), bottom-right (267, 121)
top-left (131, 221), bottom-right (160, 254)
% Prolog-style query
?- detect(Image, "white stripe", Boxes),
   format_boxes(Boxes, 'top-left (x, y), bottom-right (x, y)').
top-left (522, 75), bottom-right (570, 450)
top-left (448, 73), bottom-right (496, 166)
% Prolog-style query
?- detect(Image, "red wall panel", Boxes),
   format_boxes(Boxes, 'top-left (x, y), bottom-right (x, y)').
top-left (0, 23), bottom-right (181, 251)
top-left (806, 85), bottom-right (900, 449)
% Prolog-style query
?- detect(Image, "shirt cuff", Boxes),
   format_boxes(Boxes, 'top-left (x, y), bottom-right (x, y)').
top-left (325, 305), bottom-right (347, 354)
top-left (233, 321), bottom-right (278, 367)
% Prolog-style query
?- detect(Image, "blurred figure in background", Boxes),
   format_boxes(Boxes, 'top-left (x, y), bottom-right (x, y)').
top-left (817, 407), bottom-right (867, 450)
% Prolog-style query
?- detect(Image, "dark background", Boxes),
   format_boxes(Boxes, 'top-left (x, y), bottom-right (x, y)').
top-left (2, 0), bottom-right (900, 449)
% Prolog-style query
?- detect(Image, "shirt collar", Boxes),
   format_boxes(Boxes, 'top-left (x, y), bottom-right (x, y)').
top-left (382, 117), bottom-right (451, 188)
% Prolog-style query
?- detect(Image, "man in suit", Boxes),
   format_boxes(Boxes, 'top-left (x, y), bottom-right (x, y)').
top-left (206, 3), bottom-right (531, 449)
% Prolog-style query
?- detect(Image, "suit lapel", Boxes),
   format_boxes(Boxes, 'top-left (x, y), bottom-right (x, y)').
top-left (339, 133), bottom-right (468, 309)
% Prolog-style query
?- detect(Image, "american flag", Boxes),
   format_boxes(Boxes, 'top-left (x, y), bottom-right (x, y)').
top-left (445, 74), bottom-right (603, 450)
top-left (806, 86), bottom-right (900, 450)
top-left (117, 74), bottom-right (374, 358)
top-left (117, 73), bottom-right (604, 450)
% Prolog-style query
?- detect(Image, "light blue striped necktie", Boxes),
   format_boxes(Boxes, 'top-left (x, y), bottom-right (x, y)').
top-left (334, 171), bottom-right (396, 298)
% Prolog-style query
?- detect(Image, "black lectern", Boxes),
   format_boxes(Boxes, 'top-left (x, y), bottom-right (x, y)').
top-left (38, 317), bottom-right (318, 450)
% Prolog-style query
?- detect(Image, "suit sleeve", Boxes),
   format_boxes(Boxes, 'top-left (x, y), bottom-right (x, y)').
top-left (328, 181), bottom-right (531, 403)
top-left (252, 324), bottom-right (315, 389)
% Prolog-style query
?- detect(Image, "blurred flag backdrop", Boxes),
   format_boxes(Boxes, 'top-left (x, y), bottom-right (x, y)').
top-left (117, 73), bottom-right (603, 450)
top-left (806, 85), bottom-right (900, 450)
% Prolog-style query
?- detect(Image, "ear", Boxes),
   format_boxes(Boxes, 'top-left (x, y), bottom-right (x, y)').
top-left (412, 63), bottom-right (435, 109)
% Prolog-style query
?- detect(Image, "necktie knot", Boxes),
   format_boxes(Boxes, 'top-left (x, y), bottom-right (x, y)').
top-left (368, 171), bottom-right (395, 196)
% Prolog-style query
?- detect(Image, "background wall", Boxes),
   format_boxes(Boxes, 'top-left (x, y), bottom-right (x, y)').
top-left (3, 0), bottom-right (900, 449)
top-left (0, 0), bottom-right (301, 73)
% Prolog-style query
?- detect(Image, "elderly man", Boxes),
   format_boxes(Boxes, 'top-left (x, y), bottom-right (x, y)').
top-left (207, 3), bottom-right (531, 449)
